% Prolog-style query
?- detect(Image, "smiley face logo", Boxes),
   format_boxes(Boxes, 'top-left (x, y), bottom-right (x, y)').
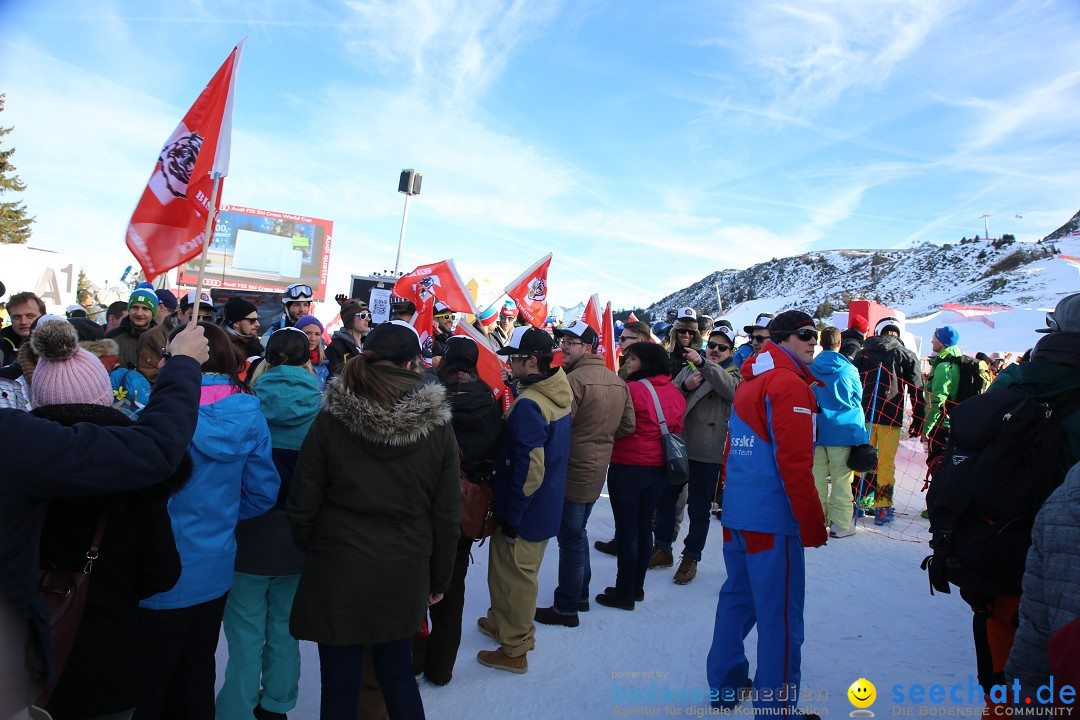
top-left (848, 678), bottom-right (876, 715)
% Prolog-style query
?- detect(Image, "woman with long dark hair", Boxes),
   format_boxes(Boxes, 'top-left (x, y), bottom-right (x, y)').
top-left (218, 328), bottom-right (322, 720)
top-left (136, 322), bottom-right (279, 720)
top-left (596, 341), bottom-right (685, 611)
top-left (413, 335), bottom-right (502, 685)
top-left (287, 321), bottom-right (460, 720)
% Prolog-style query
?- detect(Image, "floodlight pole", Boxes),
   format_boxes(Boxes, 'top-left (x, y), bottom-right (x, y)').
top-left (393, 169), bottom-right (422, 277)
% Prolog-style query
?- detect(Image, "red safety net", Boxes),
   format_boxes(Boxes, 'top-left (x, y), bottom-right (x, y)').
top-left (841, 364), bottom-right (958, 543)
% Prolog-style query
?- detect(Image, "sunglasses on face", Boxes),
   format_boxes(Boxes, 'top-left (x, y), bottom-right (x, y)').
top-left (241, 315), bottom-right (259, 323)
top-left (707, 342), bottom-right (731, 351)
top-left (160, 347), bottom-right (172, 361)
top-left (434, 313), bottom-right (453, 321)
top-left (675, 328), bottom-right (693, 335)
top-left (750, 335), bottom-right (769, 343)
top-left (619, 335), bottom-right (640, 343)
top-left (792, 328), bottom-right (818, 341)
top-left (355, 312), bottom-right (370, 320)
top-left (284, 284), bottom-right (313, 300)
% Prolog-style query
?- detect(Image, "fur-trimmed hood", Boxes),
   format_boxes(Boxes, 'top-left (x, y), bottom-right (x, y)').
top-left (322, 376), bottom-right (452, 449)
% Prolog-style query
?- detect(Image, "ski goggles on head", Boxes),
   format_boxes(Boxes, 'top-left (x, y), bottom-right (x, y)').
top-left (283, 284), bottom-right (313, 302)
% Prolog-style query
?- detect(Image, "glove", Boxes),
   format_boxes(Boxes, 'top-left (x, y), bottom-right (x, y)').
top-left (501, 524), bottom-right (518, 539)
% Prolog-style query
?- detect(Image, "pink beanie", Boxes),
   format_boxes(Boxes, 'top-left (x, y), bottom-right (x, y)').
top-left (30, 319), bottom-right (114, 408)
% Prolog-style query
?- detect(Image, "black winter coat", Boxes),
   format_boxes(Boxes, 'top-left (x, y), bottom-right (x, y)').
top-left (0, 356), bottom-right (200, 716)
top-left (35, 404), bottom-right (191, 719)
top-left (441, 376), bottom-right (502, 482)
top-left (852, 334), bottom-right (925, 428)
top-left (288, 374), bottom-right (460, 645)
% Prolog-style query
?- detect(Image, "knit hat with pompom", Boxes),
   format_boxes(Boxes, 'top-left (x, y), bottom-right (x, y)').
top-left (30, 319), bottom-right (114, 407)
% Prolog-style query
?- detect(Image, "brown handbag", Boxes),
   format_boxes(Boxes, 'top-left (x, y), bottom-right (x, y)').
top-left (35, 517), bottom-right (106, 706)
top-left (460, 473), bottom-right (496, 544)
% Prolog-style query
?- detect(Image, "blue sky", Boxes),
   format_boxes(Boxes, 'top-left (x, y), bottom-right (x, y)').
top-left (1, 0), bottom-right (1078, 309)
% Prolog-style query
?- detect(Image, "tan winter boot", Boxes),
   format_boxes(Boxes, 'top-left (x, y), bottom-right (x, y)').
top-left (476, 616), bottom-right (498, 639)
top-left (673, 556), bottom-right (697, 585)
top-left (477, 648), bottom-right (528, 674)
top-left (648, 547), bottom-right (674, 569)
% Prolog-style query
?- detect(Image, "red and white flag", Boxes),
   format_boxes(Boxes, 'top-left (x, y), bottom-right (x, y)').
top-left (602, 301), bottom-right (615, 372)
top-left (627, 311), bottom-right (639, 322)
top-left (126, 41), bottom-right (245, 281)
top-left (454, 322), bottom-right (512, 411)
top-left (393, 259), bottom-right (479, 316)
top-left (582, 294), bottom-right (616, 372)
top-left (504, 253), bottom-right (551, 328)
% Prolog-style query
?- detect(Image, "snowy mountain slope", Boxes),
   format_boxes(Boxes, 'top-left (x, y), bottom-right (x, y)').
top-left (645, 211), bottom-right (1080, 322)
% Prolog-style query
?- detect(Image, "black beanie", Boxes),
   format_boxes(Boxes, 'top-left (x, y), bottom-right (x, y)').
top-left (224, 297), bottom-right (258, 325)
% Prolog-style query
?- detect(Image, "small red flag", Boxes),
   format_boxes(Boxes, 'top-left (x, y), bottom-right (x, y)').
top-left (504, 253), bottom-right (551, 328)
top-left (126, 41), bottom-right (245, 281)
top-left (582, 295), bottom-right (616, 372)
top-left (454, 322), bottom-right (512, 411)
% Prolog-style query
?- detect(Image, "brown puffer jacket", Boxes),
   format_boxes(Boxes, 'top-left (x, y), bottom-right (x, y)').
top-left (564, 354), bottom-right (635, 503)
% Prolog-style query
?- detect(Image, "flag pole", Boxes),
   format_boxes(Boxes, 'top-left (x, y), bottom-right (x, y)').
top-left (190, 174), bottom-right (222, 324)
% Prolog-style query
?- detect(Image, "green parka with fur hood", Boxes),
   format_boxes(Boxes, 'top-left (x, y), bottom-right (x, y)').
top-left (287, 373), bottom-right (461, 645)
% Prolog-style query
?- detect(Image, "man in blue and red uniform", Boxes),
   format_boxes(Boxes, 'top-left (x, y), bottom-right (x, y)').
top-left (707, 310), bottom-right (827, 718)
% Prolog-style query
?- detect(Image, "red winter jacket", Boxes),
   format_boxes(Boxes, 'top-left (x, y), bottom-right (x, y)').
top-left (610, 374), bottom-right (686, 466)
top-left (724, 342), bottom-right (827, 548)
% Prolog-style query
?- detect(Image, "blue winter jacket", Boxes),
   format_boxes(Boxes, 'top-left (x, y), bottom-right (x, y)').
top-left (732, 343), bottom-right (754, 371)
top-left (809, 350), bottom-right (871, 447)
top-left (493, 368), bottom-right (573, 542)
top-left (140, 375), bottom-right (279, 609)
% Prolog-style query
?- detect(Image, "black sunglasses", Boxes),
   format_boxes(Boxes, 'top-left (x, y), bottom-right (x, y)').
top-left (707, 342), bottom-right (731, 351)
top-left (675, 328), bottom-right (694, 335)
top-left (619, 335), bottom-right (640, 343)
top-left (750, 334), bottom-right (769, 343)
top-left (160, 347), bottom-right (172, 361)
top-left (792, 328), bottom-right (818, 341)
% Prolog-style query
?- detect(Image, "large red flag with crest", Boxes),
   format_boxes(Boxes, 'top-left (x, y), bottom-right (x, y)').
top-left (126, 40), bottom-right (245, 281)
top-left (454, 322), bottom-right (513, 411)
top-left (504, 253), bottom-right (552, 328)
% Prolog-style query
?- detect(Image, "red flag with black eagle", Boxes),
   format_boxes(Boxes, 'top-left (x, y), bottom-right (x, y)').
top-left (126, 40), bottom-right (245, 281)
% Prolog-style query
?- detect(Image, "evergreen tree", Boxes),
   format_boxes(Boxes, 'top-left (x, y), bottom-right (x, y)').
top-left (0, 95), bottom-right (34, 244)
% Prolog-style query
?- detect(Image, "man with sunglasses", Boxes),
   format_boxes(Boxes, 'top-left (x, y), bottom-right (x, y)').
top-left (707, 310), bottom-right (826, 717)
top-left (430, 301), bottom-right (456, 363)
top-left (732, 313), bottom-right (775, 370)
top-left (479, 327), bottom-right (571, 674)
top-left (263, 282), bottom-right (314, 336)
top-left (534, 321), bottom-right (634, 629)
top-left (326, 301), bottom-right (371, 377)
top-left (654, 325), bottom-right (741, 585)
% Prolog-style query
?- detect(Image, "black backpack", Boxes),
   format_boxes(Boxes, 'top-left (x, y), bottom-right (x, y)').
top-left (941, 355), bottom-right (989, 403)
top-left (921, 387), bottom-right (1080, 599)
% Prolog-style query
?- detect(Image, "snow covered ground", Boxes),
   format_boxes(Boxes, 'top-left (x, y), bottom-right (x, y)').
top-left (214, 441), bottom-right (988, 718)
